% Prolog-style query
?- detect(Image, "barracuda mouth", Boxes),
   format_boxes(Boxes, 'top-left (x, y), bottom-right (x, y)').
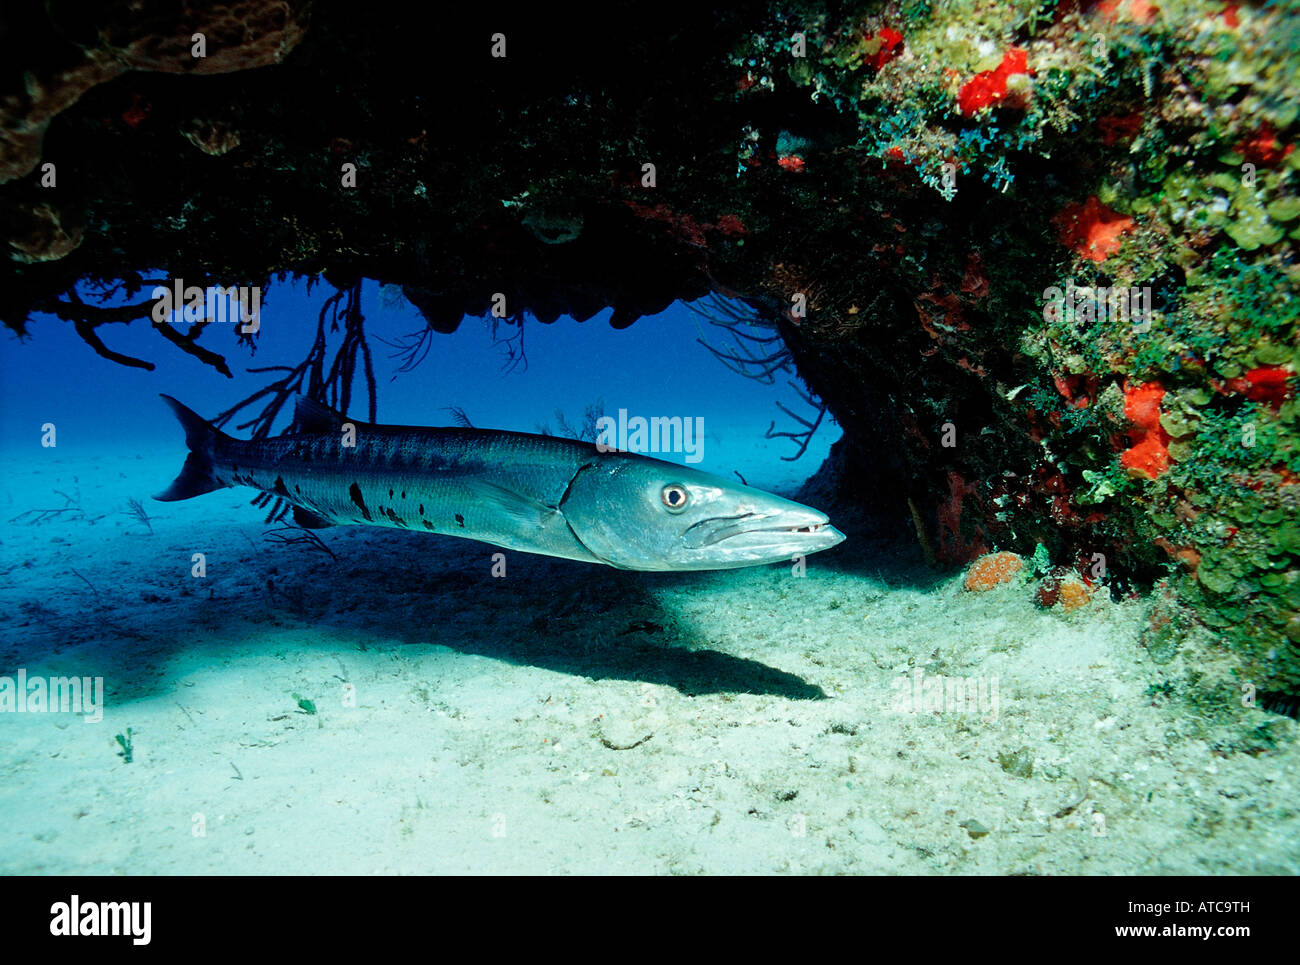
top-left (682, 512), bottom-right (844, 551)
top-left (789, 522), bottom-right (831, 535)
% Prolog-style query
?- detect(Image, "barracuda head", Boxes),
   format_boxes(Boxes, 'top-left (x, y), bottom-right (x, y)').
top-left (560, 453), bottom-right (845, 571)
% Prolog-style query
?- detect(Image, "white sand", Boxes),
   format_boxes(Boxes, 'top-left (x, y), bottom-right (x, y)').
top-left (1, 450), bottom-right (1296, 874)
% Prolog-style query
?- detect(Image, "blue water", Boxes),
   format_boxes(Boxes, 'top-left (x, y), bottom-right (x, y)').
top-left (0, 279), bottom-right (837, 493)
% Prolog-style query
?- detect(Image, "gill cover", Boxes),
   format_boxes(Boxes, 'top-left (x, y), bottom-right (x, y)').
top-left (560, 456), bottom-right (722, 570)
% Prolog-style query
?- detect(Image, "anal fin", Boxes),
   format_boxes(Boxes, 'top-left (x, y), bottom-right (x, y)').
top-left (292, 505), bottom-right (335, 529)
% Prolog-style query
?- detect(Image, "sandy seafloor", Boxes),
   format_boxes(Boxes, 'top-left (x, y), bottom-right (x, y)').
top-left (1, 448), bottom-right (1297, 876)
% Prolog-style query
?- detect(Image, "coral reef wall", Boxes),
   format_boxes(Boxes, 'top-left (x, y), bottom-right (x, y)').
top-left (2, 1), bottom-right (1297, 685)
top-left (727, 1), bottom-right (1300, 690)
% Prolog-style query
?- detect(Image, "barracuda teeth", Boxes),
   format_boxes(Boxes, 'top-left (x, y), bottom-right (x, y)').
top-left (765, 521), bottom-right (825, 534)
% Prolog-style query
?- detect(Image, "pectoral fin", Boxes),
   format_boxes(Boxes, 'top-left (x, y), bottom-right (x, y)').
top-left (464, 480), bottom-right (562, 532)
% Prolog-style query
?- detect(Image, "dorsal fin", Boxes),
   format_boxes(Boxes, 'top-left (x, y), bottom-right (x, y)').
top-left (293, 396), bottom-right (348, 434)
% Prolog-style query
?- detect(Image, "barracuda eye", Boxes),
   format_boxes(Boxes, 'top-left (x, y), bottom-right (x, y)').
top-left (660, 483), bottom-right (690, 513)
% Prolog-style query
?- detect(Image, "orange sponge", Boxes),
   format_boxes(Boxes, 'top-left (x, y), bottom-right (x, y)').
top-left (963, 551), bottom-right (1023, 591)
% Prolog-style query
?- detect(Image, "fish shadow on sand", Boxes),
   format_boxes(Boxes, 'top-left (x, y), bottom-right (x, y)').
top-left (34, 527), bottom-right (830, 703)
top-left (340, 544), bottom-right (828, 700)
top-left (2, 509), bottom-right (954, 706)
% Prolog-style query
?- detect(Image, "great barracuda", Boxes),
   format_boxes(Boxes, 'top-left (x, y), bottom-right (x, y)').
top-left (155, 395), bottom-right (845, 571)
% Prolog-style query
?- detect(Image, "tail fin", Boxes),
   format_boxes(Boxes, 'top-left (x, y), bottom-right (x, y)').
top-left (155, 395), bottom-right (233, 502)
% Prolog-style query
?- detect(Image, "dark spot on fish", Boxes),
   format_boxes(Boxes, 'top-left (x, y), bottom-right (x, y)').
top-left (349, 482), bottom-right (372, 521)
top-left (418, 504), bottom-right (424, 515)
top-left (294, 484), bottom-right (301, 494)
top-left (422, 520), bottom-right (436, 531)
top-left (272, 476), bottom-right (289, 497)
top-left (384, 507), bottom-right (405, 527)
top-left (388, 489), bottom-right (394, 499)
top-left (401, 491), bottom-right (406, 499)
top-left (455, 513), bottom-right (465, 528)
